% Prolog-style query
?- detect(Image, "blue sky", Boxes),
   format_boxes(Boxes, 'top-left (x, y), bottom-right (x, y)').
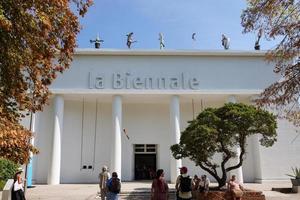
top-left (76, 0), bottom-right (278, 50)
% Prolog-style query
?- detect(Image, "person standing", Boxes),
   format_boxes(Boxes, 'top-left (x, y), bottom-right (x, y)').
top-left (175, 167), bottom-right (194, 200)
top-left (98, 166), bottom-right (110, 199)
top-left (198, 175), bottom-right (210, 200)
top-left (192, 175), bottom-right (200, 199)
top-left (106, 172), bottom-right (121, 200)
top-left (151, 169), bottom-right (169, 200)
top-left (12, 168), bottom-right (26, 200)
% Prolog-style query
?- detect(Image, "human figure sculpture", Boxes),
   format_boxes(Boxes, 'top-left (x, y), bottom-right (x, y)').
top-left (159, 33), bottom-right (165, 49)
top-left (192, 33), bottom-right (196, 41)
top-left (221, 34), bottom-right (230, 50)
top-left (90, 34), bottom-right (104, 49)
top-left (254, 29), bottom-right (263, 50)
top-left (126, 32), bottom-right (137, 49)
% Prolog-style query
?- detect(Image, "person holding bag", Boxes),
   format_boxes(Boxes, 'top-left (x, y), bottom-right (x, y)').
top-left (12, 168), bottom-right (26, 200)
top-left (227, 175), bottom-right (244, 200)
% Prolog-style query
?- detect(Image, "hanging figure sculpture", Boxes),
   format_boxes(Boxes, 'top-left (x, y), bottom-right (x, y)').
top-left (221, 34), bottom-right (230, 50)
top-left (126, 32), bottom-right (137, 49)
top-left (254, 29), bottom-right (263, 50)
top-left (90, 34), bottom-right (104, 49)
top-left (159, 33), bottom-right (165, 50)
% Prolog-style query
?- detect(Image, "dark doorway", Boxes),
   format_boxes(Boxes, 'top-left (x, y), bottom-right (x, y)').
top-left (134, 154), bottom-right (156, 180)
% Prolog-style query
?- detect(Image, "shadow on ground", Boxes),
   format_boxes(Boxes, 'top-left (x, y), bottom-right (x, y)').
top-left (272, 188), bottom-right (294, 194)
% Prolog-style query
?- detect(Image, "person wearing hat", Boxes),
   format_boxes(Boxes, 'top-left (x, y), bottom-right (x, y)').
top-left (97, 165), bottom-right (110, 199)
top-left (175, 166), bottom-right (194, 200)
top-left (12, 168), bottom-right (26, 200)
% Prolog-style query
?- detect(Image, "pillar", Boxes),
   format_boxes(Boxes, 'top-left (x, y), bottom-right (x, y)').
top-left (250, 95), bottom-right (263, 183)
top-left (227, 95), bottom-right (244, 183)
top-left (111, 95), bottom-right (122, 178)
top-left (170, 95), bottom-right (182, 183)
top-left (47, 95), bottom-right (64, 185)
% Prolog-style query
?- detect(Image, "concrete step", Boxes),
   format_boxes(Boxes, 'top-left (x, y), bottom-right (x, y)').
top-left (119, 191), bottom-right (177, 200)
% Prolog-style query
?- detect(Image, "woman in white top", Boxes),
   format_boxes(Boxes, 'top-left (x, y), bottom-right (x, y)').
top-left (12, 169), bottom-right (26, 200)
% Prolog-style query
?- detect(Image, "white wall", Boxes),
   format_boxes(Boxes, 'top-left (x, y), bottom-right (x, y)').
top-left (51, 55), bottom-right (277, 92)
top-left (122, 103), bottom-right (171, 181)
top-left (259, 119), bottom-right (300, 181)
top-left (60, 100), bottom-right (113, 183)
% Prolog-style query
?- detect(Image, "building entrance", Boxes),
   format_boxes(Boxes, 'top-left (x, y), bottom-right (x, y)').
top-left (134, 144), bottom-right (157, 180)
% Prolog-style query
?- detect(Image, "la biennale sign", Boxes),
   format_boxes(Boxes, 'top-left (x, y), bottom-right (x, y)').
top-left (89, 72), bottom-right (200, 90)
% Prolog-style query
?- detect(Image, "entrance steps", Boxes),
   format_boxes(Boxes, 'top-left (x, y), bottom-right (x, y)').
top-left (119, 190), bottom-right (177, 200)
top-left (118, 181), bottom-right (176, 199)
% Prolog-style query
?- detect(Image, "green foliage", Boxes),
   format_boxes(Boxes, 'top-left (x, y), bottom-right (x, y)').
top-left (286, 167), bottom-right (300, 179)
top-left (0, 158), bottom-right (19, 190)
top-left (0, 180), bottom-right (5, 191)
top-left (171, 103), bottom-right (277, 188)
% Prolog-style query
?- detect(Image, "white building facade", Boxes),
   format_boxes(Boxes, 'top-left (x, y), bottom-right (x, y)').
top-left (31, 49), bottom-right (300, 185)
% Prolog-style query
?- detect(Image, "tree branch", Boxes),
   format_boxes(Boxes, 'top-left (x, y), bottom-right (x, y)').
top-left (226, 136), bottom-right (246, 172)
top-left (199, 162), bottom-right (222, 186)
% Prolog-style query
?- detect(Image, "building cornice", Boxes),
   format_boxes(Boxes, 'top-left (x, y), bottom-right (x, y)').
top-left (50, 89), bottom-right (263, 95)
top-left (74, 48), bottom-right (267, 57)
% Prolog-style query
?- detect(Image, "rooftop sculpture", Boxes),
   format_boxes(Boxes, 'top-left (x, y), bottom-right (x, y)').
top-left (90, 34), bottom-right (104, 49)
top-left (221, 34), bottom-right (230, 50)
top-left (254, 29), bottom-right (263, 50)
top-left (126, 32), bottom-right (137, 49)
top-left (159, 33), bottom-right (165, 49)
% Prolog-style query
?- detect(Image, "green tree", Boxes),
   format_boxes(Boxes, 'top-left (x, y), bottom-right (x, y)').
top-left (0, 0), bottom-right (92, 164)
top-left (170, 103), bottom-right (277, 188)
top-left (0, 158), bottom-right (19, 190)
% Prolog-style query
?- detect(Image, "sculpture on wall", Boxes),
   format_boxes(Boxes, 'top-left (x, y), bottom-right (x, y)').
top-left (126, 32), bottom-right (137, 49)
top-left (221, 34), bottom-right (230, 50)
top-left (254, 29), bottom-right (263, 50)
top-left (159, 33), bottom-right (165, 49)
top-left (192, 33), bottom-right (196, 41)
top-left (90, 34), bottom-right (104, 49)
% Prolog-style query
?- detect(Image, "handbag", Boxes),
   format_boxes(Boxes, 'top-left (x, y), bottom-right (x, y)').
top-left (232, 189), bottom-right (243, 198)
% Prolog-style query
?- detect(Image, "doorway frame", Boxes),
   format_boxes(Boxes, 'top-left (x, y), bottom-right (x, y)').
top-left (133, 144), bottom-right (158, 180)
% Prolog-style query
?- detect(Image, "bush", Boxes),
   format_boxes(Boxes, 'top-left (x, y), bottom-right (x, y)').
top-left (0, 180), bottom-right (6, 191)
top-left (0, 158), bottom-right (19, 191)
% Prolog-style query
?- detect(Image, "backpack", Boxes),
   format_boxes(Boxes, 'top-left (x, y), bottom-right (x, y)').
top-left (180, 175), bottom-right (191, 192)
top-left (109, 178), bottom-right (121, 194)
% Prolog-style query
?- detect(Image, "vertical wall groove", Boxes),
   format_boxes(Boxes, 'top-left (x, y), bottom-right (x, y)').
top-left (92, 99), bottom-right (98, 171)
top-left (80, 98), bottom-right (84, 170)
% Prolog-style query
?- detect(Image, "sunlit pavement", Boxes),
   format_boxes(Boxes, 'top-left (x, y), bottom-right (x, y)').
top-left (21, 181), bottom-right (300, 200)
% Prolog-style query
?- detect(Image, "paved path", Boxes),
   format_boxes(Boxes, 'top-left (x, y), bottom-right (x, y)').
top-left (21, 181), bottom-right (300, 200)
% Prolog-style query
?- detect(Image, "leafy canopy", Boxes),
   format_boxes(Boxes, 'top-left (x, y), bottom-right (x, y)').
top-left (241, 0), bottom-right (300, 109)
top-left (171, 103), bottom-right (277, 188)
top-left (0, 0), bottom-right (92, 164)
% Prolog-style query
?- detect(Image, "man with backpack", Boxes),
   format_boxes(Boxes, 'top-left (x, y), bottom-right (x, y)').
top-left (175, 166), bottom-right (194, 200)
top-left (106, 172), bottom-right (121, 200)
